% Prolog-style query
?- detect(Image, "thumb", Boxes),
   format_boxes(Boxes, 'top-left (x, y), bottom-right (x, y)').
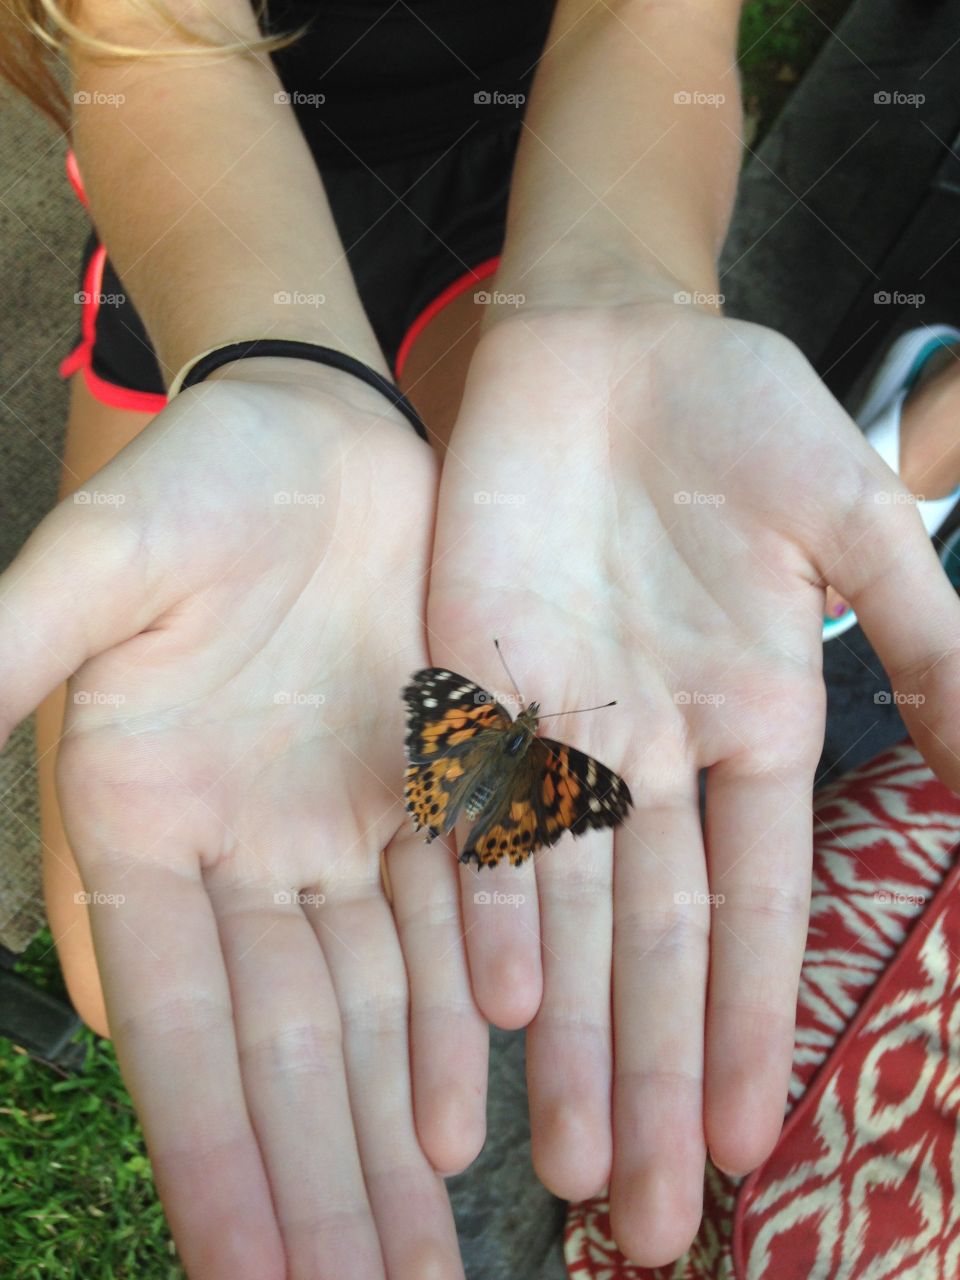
top-left (0, 490), bottom-right (167, 742)
top-left (824, 491), bottom-right (960, 792)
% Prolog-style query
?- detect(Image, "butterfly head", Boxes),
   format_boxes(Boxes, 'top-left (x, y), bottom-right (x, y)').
top-left (504, 702), bottom-right (540, 756)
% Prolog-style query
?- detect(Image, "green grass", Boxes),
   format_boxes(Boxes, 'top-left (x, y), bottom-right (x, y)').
top-left (1, 930), bottom-right (182, 1278)
top-left (0, 6), bottom-right (856, 1273)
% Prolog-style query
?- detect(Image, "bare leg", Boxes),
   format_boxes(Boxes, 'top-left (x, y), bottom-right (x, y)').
top-left (395, 290), bottom-right (483, 457)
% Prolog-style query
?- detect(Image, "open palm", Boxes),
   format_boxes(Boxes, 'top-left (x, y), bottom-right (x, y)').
top-left (426, 300), bottom-right (960, 1266)
top-left (1, 370), bottom-right (485, 1280)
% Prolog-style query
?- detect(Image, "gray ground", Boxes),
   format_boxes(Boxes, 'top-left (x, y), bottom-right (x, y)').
top-left (2, 0), bottom-right (959, 1273)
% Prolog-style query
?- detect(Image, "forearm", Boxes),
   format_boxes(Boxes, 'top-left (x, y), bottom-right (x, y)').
top-left (68, 3), bottom-right (386, 387)
top-left (494, 0), bottom-right (744, 309)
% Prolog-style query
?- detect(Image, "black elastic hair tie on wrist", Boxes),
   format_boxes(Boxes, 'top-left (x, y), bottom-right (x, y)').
top-left (180, 339), bottom-right (429, 442)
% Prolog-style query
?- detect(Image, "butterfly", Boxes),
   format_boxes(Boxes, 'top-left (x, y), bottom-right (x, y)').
top-left (401, 661), bottom-right (632, 868)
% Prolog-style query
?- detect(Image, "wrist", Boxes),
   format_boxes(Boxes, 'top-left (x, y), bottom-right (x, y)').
top-left (189, 354), bottom-right (414, 425)
top-left (480, 245), bottom-right (723, 334)
top-left (169, 329), bottom-right (393, 393)
top-left (490, 0), bottom-right (739, 330)
top-left (203, 354), bottom-right (367, 391)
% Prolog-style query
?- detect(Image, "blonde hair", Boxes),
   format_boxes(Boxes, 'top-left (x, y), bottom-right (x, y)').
top-left (1, 0), bottom-right (311, 133)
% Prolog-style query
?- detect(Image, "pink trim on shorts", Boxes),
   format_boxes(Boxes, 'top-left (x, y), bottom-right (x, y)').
top-left (64, 149), bottom-right (497, 409)
top-left (393, 256), bottom-right (500, 381)
top-left (60, 150), bottom-right (169, 414)
top-left (65, 148), bottom-right (89, 209)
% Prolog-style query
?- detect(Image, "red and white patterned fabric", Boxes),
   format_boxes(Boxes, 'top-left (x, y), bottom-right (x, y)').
top-left (565, 740), bottom-right (960, 1280)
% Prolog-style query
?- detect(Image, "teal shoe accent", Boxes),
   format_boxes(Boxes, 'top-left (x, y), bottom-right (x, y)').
top-left (904, 333), bottom-right (960, 394)
top-left (940, 525), bottom-right (960, 593)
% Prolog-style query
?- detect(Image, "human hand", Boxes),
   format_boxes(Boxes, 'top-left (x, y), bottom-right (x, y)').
top-left (1, 364), bottom-right (486, 1280)
top-left (425, 297), bottom-right (960, 1265)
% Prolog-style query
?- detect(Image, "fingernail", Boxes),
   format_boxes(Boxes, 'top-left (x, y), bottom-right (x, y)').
top-left (831, 601), bottom-right (848, 618)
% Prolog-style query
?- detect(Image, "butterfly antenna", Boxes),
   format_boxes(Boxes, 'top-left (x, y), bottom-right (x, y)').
top-left (492, 637), bottom-right (525, 704)
top-left (538, 700), bottom-right (617, 720)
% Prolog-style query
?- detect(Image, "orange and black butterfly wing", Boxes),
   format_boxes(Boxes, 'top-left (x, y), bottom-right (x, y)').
top-left (535, 737), bottom-right (632, 844)
top-left (402, 668), bottom-right (511, 841)
top-left (459, 736), bottom-right (632, 868)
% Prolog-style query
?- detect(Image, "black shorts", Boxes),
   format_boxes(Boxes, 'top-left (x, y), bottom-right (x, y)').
top-left (61, 1), bottom-right (556, 411)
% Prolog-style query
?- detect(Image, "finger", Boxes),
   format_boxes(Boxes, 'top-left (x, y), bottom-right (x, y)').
top-left (525, 829), bottom-right (613, 1201)
top-left (826, 497), bottom-right (960, 786)
top-left (207, 876), bottom-right (386, 1279)
top-left (0, 491), bottom-right (161, 736)
top-left (413, 634), bottom-right (544, 1030)
top-left (310, 876), bottom-right (465, 1280)
top-left (703, 760), bottom-right (815, 1175)
top-left (457, 828), bottom-right (543, 1028)
top-left (608, 788), bottom-right (709, 1269)
top-left (387, 828), bottom-right (488, 1175)
top-left (80, 854), bottom-right (286, 1280)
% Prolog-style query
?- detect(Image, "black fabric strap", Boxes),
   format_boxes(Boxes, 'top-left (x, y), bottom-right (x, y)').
top-left (180, 339), bottom-right (429, 442)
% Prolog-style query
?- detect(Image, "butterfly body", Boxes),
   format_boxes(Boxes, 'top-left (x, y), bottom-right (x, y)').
top-left (402, 668), bottom-right (631, 868)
